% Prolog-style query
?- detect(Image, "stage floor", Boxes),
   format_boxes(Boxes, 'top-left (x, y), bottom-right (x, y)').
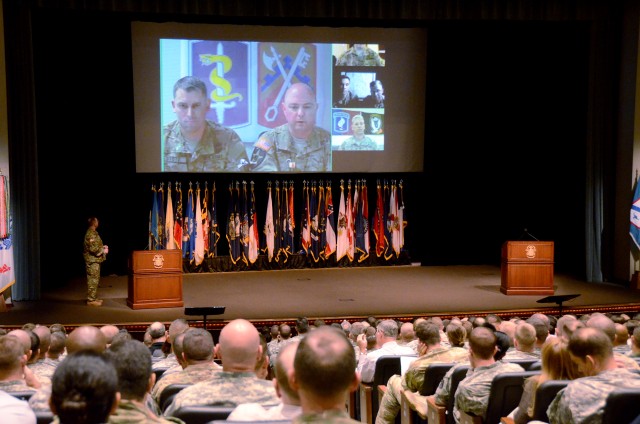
top-left (2, 265), bottom-right (640, 329)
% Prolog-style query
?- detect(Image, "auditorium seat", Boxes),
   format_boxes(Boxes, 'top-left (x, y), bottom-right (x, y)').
top-left (458, 370), bottom-right (539, 424)
top-left (170, 405), bottom-right (235, 424)
top-left (159, 383), bottom-right (192, 412)
top-left (9, 390), bottom-right (35, 401)
top-left (360, 355), bottom-right (416, 424)
top-left (426, 364), bottom-right (470, 424)
top-left (503, 358), bottom-right (540, 371)
top-left (400, 362), bottom-right (455, 424)
top-left (601, 388), bottom-right (640, 424)
top-left (502, 379), bottom-right (568, 424)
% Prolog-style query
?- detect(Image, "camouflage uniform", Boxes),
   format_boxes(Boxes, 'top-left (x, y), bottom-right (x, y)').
top-left (83, 226), bottom-right (106, 302)
top-left (28, 384), bottom-right (52, 412)
top-left (0, 380), bottom-right (37, 394)
top-left (109, 398), bottom-right (185, 424)
top-left (339, 136), bottom-right (378, 151)
top-left (336, 47), bottom-right (385, 66)
top-left (433, 361), bottom-right (469, 407)
top-left (153, 353), bottom-right (179, 373)
top-left (151, 362), bottom-right (222, 405)
top-left (250, 125), bottom-right (332, 172)
top-left (547, 367), bottom-right (640, 424)
top-left (163, 371), bottom-right (279, 417)
top-left (28, 358), bottom-right (58, 385)
top-left (503, 349), bottom-right (540, 360)
top-left (163, 120), bottom-right (249, 172)
top-left (614, 351), bottom-right (640, 370)
top-left (453, 361), bottom-right (524, 422)
top-left (376, 346), bottom-right (469, 424)
top-left (293, 409), bottom-right (361, 424)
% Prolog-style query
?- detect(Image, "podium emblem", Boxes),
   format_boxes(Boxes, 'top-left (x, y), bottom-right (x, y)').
top-left (153, 254), bottom-right (165, 269)
top-left (525, 245), bottom-right (537, 259)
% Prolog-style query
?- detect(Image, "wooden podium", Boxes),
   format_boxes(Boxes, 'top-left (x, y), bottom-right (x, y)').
top-left (127, 250), bottom-right (184, 309)
top-left (500, 241), bottom-right (554, 295)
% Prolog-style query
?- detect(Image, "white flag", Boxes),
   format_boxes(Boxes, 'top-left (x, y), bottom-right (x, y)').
top-left (264, 187), bottom-right (275, 261)
top-left (165, 186), bottom-right (176, 249)
top-left (336, 185), bottom-right (348, 260)
top-left (194, 188), bottom-right (205, 265)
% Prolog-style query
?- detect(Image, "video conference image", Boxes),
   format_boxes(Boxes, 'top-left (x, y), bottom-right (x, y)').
top-left (132, 22), bottom-right (426, 173)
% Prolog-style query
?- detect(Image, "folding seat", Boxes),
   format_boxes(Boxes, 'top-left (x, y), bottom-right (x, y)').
top-left (400, 362), bottom-right (455, 424)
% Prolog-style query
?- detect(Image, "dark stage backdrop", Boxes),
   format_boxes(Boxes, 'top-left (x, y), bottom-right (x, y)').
top-left (31, 12), bottom-right (587, 288)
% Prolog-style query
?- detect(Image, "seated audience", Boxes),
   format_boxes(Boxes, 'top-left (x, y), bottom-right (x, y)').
top-left (376, 322), bottom-right (469, 424)
top-left (0, 334), bottom-right (40, 393)
top-left (49, 351), bottom-right (119, 424)
top-left (100, 325), bottom-right (120, 347)
top-left (29, 325), bottom-right (57, 384)
top-left (397, 322), bottom-right (416, 346)
top-left (511, 337), bottom-right (582, 424)
top-left (163, 319), bottom-right (279, 417)
top-left (504, 321), bottom-right (540, 360)
top-left (586, 312), bottom-right (640, 370)
top-left (547, 327), bottom-right (640, 423)
top-left (147, 322), bottom-right (168, 361)
top-left (290, 325), bottom-right (360, 424)
top-left (357, 319), bottom-right (416, 383)
top-left (153, 319), bottom-right (190, 373)
top-left (613, 322), bottom-right (631, 354)
top-left (46, 331), bottom-right (66, 361)
top-left (228, 340), bottom-right (302, 421)
top-left (151, 328), bottom-right (221, 405)
top-left (105, 339), bottom-right (183, 423)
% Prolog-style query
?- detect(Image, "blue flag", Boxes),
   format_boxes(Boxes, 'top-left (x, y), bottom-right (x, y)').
top-left (631, 179), bottom-right (640, 249)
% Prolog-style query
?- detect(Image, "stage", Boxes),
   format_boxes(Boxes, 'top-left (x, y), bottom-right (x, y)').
top-left (1, 265), bottom-right (639, 331)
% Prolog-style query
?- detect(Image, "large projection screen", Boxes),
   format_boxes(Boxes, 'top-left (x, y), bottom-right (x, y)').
top-left (132, 22), bottom-right (426, 173)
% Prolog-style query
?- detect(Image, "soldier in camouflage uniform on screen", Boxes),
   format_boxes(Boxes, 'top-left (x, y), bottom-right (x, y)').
top-left (251, 83), bottom-right (331, 172)
top-left (163, 319), bottom-right (279, 417)
top-left (376, 323), bottom-right (469, 424)
top-left (163, 76), bottom-right (250, 172)
top-left (83, 216), bottom-right (107, 306)
top-left (547, 327), bottom-right (640, 424)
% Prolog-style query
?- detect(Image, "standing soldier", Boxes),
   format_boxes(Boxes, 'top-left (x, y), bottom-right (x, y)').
top-left (84, 217), bottom-right (108, 306)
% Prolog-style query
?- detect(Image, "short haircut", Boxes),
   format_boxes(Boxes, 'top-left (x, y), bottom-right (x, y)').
top-left (469, 327), bottom-right (497, 360)
top-left (173, 76), bottom-right (207, 97)
top-left (416, 322), bottom-right (441, 346)
top-left (275, 341), bottom-right (300, 401)
top-left (296, 317), bottom-right (310, 334)
top-left (0, 335), bottom-right (24, 370)
top-left (48, 332), bottom-right (67, 356)
top-left (586, 314), bottom-right (616, 342)
top-left (49, 323), bottom-right (67, 335)
top-left (182, 328), bottom-right (214, 361)
top-left (526, 317), bottom-right (549, 343)
top-left (280, 324), bottom-right (292, 339)
top-left (105, 339), bottom-right (152, 400)
top-left (294, 326), bottom-right (355, 398)
top-left (568, 327), bottom-right (613, 361)
top-left (50, 351), bottom-right (118, 424)
top-left (149, 322), bottom-right (166, 339)
top-left (515, 322), bottom-right (537, 349)
top-left (378, 319), bottom-right (400, 338)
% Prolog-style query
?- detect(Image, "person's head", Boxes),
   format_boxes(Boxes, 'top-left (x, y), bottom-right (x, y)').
top-left (469, 327), bottom-right (497, 362)
top-left (183, 328), bottom-right (215, 363)
top-left (0, 335), bottom-right (27, 376)
top-left (47, 331), bottom-right (67, 359)
top-left (398, 322), bottom-right (415, 343)
top-left (585, 313), bottom-right (616, 343)
top-left (339, 75), bottom-right (351, 97)
top-left (281, 83), bottom-right (318, 140)
top-left (66, 325), bottom-right (107, 355)
top-left (167, 318), bottom-right (190, 343)
top-left (499, 320), bottom-right (516, 346)
top-left (49, 351), bottom-right (119, 424)
top-left (351, 114), bottom-right (366, 138)
top-left (556, 314), bottom-right (577, 340)
top-left (369, 80), bottom-right (384, 102)
top-left (567, 327), bottom-right (614, 376)
top-left (376, 319), bottom-right (400, 346)
top-left (87, 216), bottom-right (99, 229)
top-left (7, 329), bottom-right (33, 357)
top-left (216, 319), bottom-right (262, 371)
top-left (172, 332), bottom-right (188, 368)
top-left (148, 322), bottom-right (167, 341)
top-left (171, 76), bottom-right (210, 135)
top-left (526, 317), bottom-right (549, 346)
top-left (291, 326), bottom-right (358, 408)
top-left (486, 314), bottom-right (502, 331)
top-left (274, 340), bottom-right (300, 405)
top-left (614, 323), bottom-right (629, 346)
top-left (99, 325), bottom-right (120, 346)
top-left (105, 339), bottom-right (153, 401)
top-left (514, 322), bottom-right (537, 352)
top-left (539, 337), bottom-right (582, 383)
top-left (295, 317), bottom-right (310, 335)
top-left (563, 319), bottom-right (585, 342)
top-left (280, 324), bottom-right (292, 340)
top-left (415, 322), bottom-right (441, 348)
top-left (349, 322), bottom-right (365, 341)
top-left (50, 323), bottom-right (68, 335)
top-left (632, 327), bottom-right (640, 352)
top-left (256, 334), bottom-right (270, 379)
top-left (445, 323), bottom-right (467, 348)
top-left (270, 324), bottom-right (280, 340)
top-left (33, 325), bottom-right (51, 360)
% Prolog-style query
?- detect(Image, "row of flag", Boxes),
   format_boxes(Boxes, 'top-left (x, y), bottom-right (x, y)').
top-left (149, 179), bottom-right (407, 267)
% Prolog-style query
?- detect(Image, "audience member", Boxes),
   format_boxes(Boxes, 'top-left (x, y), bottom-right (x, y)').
top-left (290, 326), bottom-right (360, 424)
top-left (46, 331), bottom-right (66, 361)
top-left (432, 327), bottom-right (524, 422)
top-left (256, 334), bottom-right (271, 380)
top-left (0, 334), bottom-right (40, 393)
top-left (630, 326), bottom-right (640, 357)
top-left (29, 325), bottom-right (58, 385)
top-left (147, 322), bottom-right (168, 361)
top-left (504, 321), bottom-right (540, 360)
top-left (228, 340), bottom-right (302, 421)
top-left (526, 317), bottom-right (549, 353)
top-left (511, 337), bottom-right (582, 424)
top-left (396, 322), bottom-right (416, 346)
top-left (100, 325), bottom-right (120, 347)
top-left (49, 351), bottom-right (119, 424)
top-left (269, 323), bottom-right (292, 372)
top-left (445, 323), bottom-right (467, 349)
top-left (153, 319), bottom-right (190, 373)
top-left (289, 317), bottom-right (310, 343)
top-left (49, 323), bottom-right (67, 335)
top-left (151, 328), bottom-right (221, 405)
top-left (357, 319), bottom-right (416, 383)
top-left (163, 319), bottom-right (278, 417)
top-left (547, 327), bottom-right (640, 423)
top-left (586, 312), bottom-right (640, 370)
top-left (105, 339), bottom-right (182, 423)
top-left (613, 322), bottom-right (631, 354)
top-left (376, 322), bottom-right (468, 424)
top-left (555, 314), bottom-right (578, 342)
